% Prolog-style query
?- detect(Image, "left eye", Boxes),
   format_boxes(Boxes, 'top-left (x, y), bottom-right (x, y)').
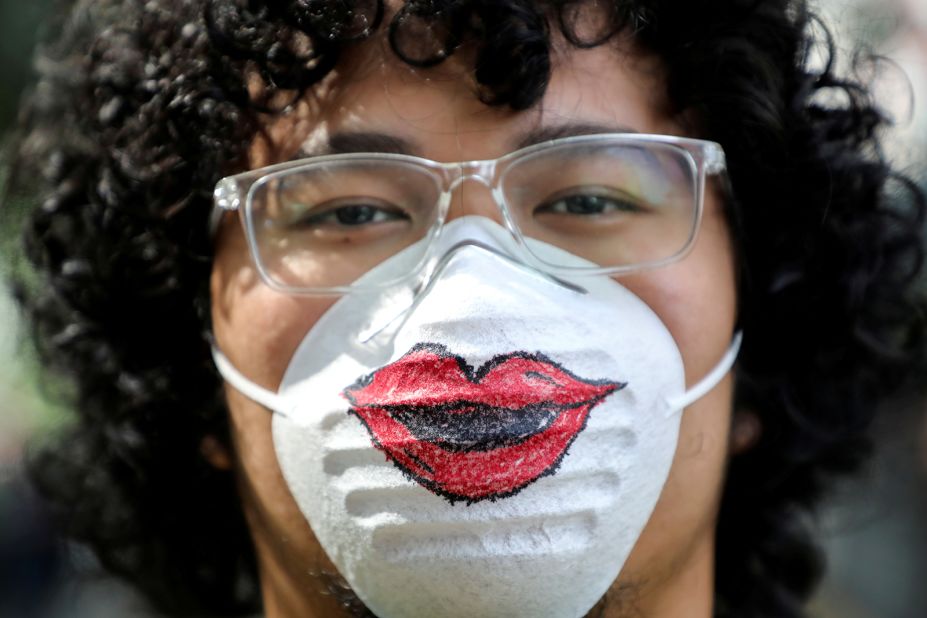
top-left (534, 189), bottom-right (645, 216)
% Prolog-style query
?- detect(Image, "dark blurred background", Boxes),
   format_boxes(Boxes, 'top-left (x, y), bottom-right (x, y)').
top-left (0, 1), bottom-right (925, 617)
top-left (0, 2), bottom-right (61, 617)
top-left (0, 3), bottom-right (51, 135)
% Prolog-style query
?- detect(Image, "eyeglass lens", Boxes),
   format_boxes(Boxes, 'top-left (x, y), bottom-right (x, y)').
top-left (246, 141), bottom-right (700, 290)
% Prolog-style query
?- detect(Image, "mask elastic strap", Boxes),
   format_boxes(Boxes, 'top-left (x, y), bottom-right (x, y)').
top-left (663, 331), bottom-right (742, 415)
top-left (214, 331), bottom-right (742, 419)
top-left (211, 346), bottom-right (292, 416)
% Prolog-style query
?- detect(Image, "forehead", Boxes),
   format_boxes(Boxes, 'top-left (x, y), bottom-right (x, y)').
top-left (252, 31), bottom-right (680, 166)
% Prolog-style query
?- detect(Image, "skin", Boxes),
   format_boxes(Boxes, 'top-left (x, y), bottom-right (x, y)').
top-left (210, 31), bottom-right (739, 618)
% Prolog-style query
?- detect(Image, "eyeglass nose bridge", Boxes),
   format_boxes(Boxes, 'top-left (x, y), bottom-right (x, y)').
top-left (443, 159), bottom-right (497, 192)
top-left (437, 159), bottom-right (513, 226)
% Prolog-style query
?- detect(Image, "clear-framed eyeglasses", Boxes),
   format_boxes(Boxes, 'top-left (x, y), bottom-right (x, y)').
top-left (212, 133), bottom-right (727, 295)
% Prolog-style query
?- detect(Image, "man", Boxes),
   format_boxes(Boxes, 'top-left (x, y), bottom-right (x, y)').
top-left (7, 0), bottom-right (926, 616)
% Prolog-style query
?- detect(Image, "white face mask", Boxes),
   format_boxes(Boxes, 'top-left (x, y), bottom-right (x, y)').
top-left (213, 217), bottom-right (741, 618)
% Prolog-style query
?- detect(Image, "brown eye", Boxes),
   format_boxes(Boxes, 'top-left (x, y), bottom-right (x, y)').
top-left (283, 198), bottom-right (410, 229)
top-left (333, 205), bottom-right (382, 225)
top-left (534, 187), bottom-right (647, 217)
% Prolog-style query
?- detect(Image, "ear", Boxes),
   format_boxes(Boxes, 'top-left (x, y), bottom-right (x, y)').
top-left (730, 409), bottom-right (761, 455)
top-left (200, 434), bottom-right (234, 470)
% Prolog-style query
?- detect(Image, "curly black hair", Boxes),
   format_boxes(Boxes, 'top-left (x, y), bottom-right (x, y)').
top-left (5, 0), bottom-right (926, 616)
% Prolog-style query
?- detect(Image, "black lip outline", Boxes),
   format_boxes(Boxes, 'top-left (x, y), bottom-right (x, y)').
top-left (342, 342), bottom-right (625, 504)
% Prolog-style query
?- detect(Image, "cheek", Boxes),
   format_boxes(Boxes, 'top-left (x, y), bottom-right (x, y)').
top-left (621, 198), bottom-right (737, 388)
top-left (210, 221), bottom-right (338, 393)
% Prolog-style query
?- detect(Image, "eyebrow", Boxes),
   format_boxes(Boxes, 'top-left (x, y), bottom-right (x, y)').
top-left (513, 122), bottom-right (639, 150)
top-left (296, 132), bottom-right (415, 158)
top-left (293, 122), bottom-right (639, 160)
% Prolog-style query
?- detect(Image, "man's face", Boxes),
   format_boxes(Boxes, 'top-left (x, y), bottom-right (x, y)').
top-left (210, 31), bottom-right (737, 617)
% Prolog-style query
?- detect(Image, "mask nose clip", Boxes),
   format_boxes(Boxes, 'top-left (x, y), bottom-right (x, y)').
top-left (423, 239), bottom-right (587, 295)
top-left (357, 234), bottom-right (588, 344)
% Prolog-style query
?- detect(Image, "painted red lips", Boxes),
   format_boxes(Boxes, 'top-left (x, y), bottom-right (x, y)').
top-left (343, 343), bottom-right (624, 503)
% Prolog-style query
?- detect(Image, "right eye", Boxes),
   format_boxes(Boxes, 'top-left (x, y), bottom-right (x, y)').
top-left (287, 199), bottom-right (409, 228)
top-left (277, 197), bottom-right (411, 231)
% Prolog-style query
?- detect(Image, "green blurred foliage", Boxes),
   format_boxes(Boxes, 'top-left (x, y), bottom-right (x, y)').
top-left (1, 1), bottom-right (69, 449)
